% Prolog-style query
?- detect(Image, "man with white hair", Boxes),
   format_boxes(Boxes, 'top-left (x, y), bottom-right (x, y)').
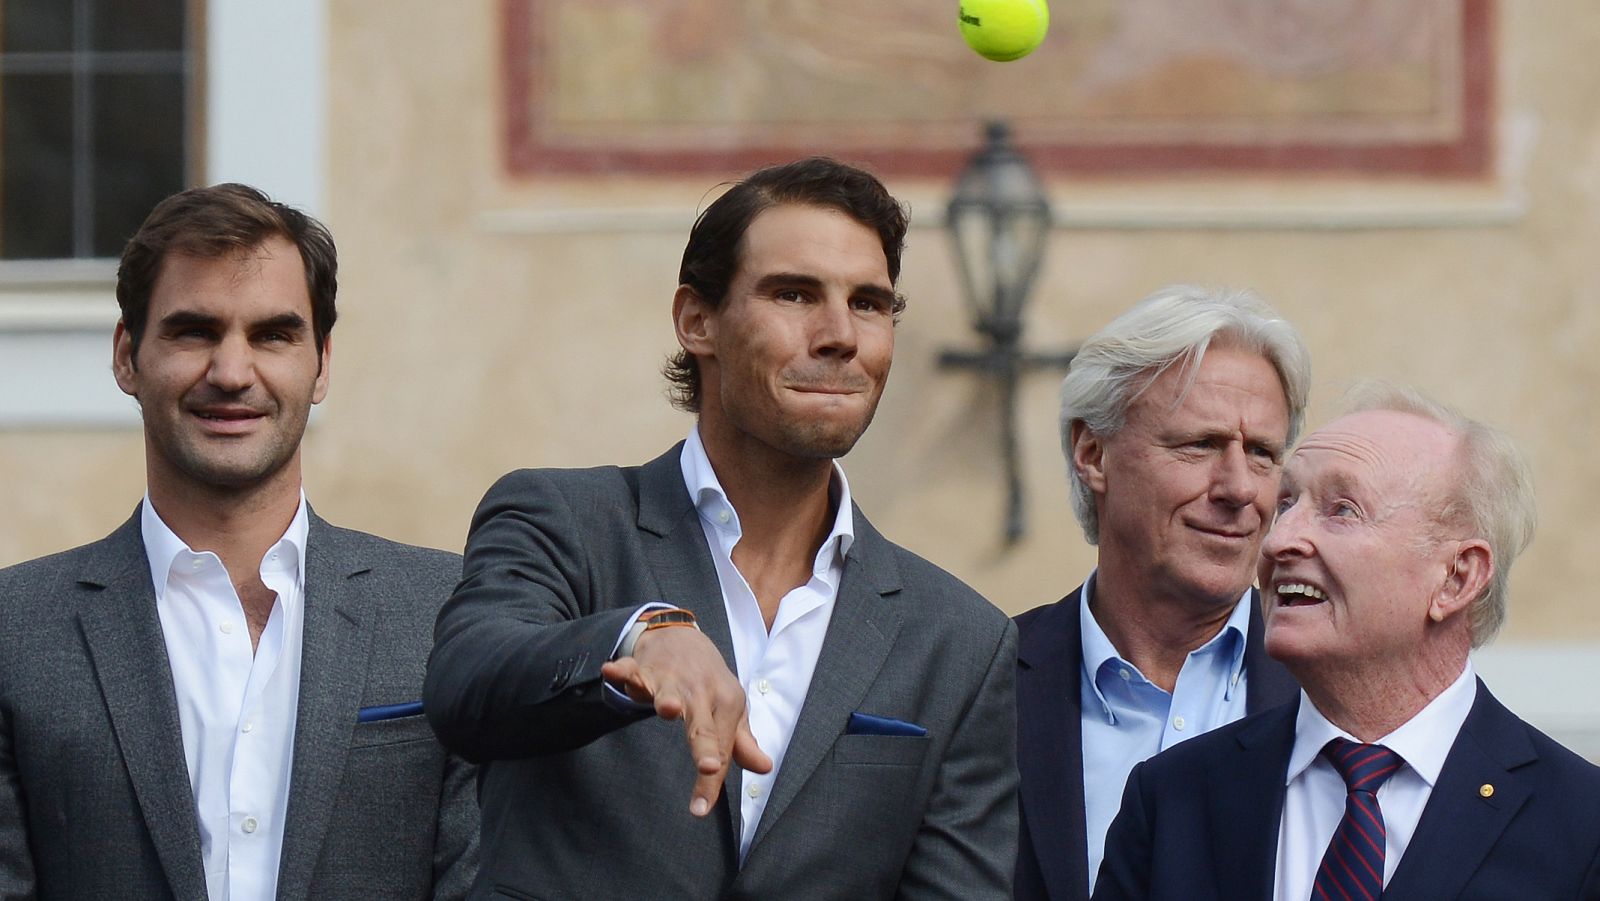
top-left (1092, 384), bottom-right (1600, 899)
top-left (1014, 286), bottom-right (1310, 900)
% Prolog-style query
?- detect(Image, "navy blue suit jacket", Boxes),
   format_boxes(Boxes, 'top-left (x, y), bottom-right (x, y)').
top-left (1014, 582), bottom-right (1298, 901)
top-left (1092, 682), bottom-right (1600, 900)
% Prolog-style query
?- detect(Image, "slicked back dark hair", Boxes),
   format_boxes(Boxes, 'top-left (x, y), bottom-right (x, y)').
top-left (116, 183), bottom-right (338, 367)
top-left (665, 157), bottom-right (909, 412)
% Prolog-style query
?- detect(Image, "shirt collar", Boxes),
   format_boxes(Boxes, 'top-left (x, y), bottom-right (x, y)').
top-left (1079, 570), bottom-right (1253, 720)
top-left (1286, 660), bottom-right (1477, 787)
top-left (679, 426), bottom-right (855, 569)
top-left (140, 491), bottom-right (311, 601)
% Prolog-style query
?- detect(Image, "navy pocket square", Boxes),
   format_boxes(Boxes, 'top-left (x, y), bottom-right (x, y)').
top-left (357, 701), bottom-right (424, 723)
top-left (847, 711), bottom-right (927, 737)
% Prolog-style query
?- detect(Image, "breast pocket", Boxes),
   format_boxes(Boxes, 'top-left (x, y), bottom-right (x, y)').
top-left (832, 733), bottom-right (930, 767)
top-left (350, 714), bottom-right (436, 748)
top-left (823, 734), bottom-right (933, 849)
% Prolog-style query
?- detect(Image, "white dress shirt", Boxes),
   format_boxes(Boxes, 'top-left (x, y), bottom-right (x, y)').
top-left (1274, 662), bottom-right (1477, 900)
top-left (679, 427), bottom-right (851, 861)
top-left (142, 494), bottom-right (309, 901)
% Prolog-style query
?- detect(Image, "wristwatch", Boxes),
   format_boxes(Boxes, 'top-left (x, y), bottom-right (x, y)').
top-left (616, 608), bottom-right (699, 659)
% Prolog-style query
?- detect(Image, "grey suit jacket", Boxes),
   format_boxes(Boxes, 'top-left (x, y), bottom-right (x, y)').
top-left (424, 443), bottom-right (1019, 901)
top-left (0, 507), bottom-right (479, 900)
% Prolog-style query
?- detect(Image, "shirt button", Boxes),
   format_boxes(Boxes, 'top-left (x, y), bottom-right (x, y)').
top-left (747, 783), bottom-right (762, 799)
top-left (242, 721), bottom-right (254, 734)
top-left (219, 621), bottom-right (235, 635)
top-left (241, 817), bottom-right (258, 834)
top-left (717, 509), bottom-right (731, 524)
top-left (1118, 668), bottom-right (1132, 681)
top-left (757, 679), bottom-right (771, 695)
top-left (190, 559), bottom-right (203, 572)
top-left (1173, 716), bottom-right (1187, 731)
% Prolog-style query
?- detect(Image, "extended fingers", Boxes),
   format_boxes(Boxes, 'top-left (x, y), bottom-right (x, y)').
top-left (599, 658), bottom-right (654, 705)
top-left (732, 719), bottom-right (772, 775)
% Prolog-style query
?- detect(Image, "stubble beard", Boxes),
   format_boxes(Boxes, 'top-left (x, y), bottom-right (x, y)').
top-left (143, 402), bottom-right (309, 494)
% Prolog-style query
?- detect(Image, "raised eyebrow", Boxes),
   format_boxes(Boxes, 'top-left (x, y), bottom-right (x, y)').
top-left (1321, 471), bottom-right (1363, 500)
top-left (752, 272), bottom-right (824, 295)
top-left (157, 310), bottom-right (224, 332)
top-left (252, 312), bottom-right (310, 333)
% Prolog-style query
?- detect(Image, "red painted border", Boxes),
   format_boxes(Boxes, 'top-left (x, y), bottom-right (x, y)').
top-left (503, 0), bottom-right (1493, 179)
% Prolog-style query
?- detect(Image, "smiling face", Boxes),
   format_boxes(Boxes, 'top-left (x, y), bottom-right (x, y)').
top-left (1260, 410), bottom-right (1479, 673)
top-left (113, 235), bottom-right (330, 499)
top-left (1077, 344), bottom-right (1290, 610)
top-left (676, 203), bottom-right (896, 463)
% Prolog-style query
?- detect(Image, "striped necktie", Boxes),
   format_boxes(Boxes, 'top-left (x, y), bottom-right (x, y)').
top-left (1312, 739), bottom-right (1404, 901)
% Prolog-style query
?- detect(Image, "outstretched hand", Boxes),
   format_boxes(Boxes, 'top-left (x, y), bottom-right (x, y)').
top-left (600, 626), bottom-right (772, 816)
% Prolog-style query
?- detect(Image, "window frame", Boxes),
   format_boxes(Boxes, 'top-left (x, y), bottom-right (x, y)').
top-left (0, 0), bottom-right (326, 427)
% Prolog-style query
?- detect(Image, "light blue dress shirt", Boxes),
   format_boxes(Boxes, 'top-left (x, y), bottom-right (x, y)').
top-left (1079, 571), bottom-right (1252, 893)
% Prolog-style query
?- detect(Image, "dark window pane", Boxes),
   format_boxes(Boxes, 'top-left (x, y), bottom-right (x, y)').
top-left (1, 73), bottom-right (73, 259)
top-left (91, 0), bottom-right (182, 53)
top-left (91, 72), bottom-right (184, 256)
top-left (2, 0), bottom-right (74, 54)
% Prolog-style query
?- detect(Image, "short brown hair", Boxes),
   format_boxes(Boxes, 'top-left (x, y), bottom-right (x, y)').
top-left (116, 183), bottom-right (338, 362)
top-left (665, 158), bottom-right (909, 412)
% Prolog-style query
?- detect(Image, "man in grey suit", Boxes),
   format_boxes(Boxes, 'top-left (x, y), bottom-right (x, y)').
top-left (425, 157), bottom-right (1018, 899)
top-left (0, 184), bottom-right (477, 899)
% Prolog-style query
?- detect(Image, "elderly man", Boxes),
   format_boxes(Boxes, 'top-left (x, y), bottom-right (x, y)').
top-left (424, 157), bottom-right (1017, 900)
top-left (1014, 286), bottom-right (1310, 900)
top-left (1093, 384), bottom-right (1600, 900)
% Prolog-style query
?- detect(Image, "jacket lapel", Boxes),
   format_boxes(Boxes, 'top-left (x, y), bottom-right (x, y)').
top-left (75, 510), bottom-right (210, 901)
top-left (1384, 681), bottom-right (1535, 899)
top-left (1243, 590), bottom-right (1299, 714)
top-left (745, 510), bottom-right (902, 853)
top-left (1015, 585), bottom-right (1090, 900)
top-left (1208, 700), bottom-right (1296, 900)
top-left (274, 513), bottom-right (381, 900)
top-left (635, 445), bottom-right (745, 846)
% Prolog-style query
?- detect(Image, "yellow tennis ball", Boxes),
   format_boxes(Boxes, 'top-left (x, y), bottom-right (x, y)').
top-left (959, 0), bottom-right (1049, 62)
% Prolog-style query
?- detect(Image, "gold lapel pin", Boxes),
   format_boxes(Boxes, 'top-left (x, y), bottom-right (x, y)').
top-left (1479, 783), bottom-right (1495, 798)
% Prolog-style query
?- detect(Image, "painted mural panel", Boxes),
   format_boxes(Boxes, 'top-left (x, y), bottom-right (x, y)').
top-left (503, 0), bottom-right (1491, 176)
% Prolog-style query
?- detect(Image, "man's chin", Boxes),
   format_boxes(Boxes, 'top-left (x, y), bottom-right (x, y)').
top-left (165, 444), bottom-right (296, 492)
top-left (1168, 567), bottom-right (1258, 608)
top-left (766, 406), bottom-right (876, 458)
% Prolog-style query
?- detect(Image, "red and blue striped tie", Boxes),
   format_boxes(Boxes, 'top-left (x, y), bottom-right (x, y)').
top-left (1312, 739), bottom-right (1404, 901)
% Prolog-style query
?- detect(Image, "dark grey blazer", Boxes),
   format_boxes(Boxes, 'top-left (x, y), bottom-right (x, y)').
top-left (1013, 580), bottom-right (1299, 901)
top-left (0, 508), bottom-right (479, 900)
top-left (424, 443), bottom-right (1019, 900)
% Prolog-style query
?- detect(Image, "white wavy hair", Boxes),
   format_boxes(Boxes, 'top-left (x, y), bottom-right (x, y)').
top-left (1059, 285), bottom-right (1311, 544)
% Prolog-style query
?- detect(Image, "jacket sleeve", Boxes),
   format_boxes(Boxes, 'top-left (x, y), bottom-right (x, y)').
top-left (896, 619), bottom-right (1020, 901)
top-left (424, 469), bottom-right (652, 763)
top-left (0, 686), bottom-right (37, 900)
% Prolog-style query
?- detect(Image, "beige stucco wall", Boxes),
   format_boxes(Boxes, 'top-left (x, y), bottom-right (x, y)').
top-left (2, 1), bottom-right (1597, 650)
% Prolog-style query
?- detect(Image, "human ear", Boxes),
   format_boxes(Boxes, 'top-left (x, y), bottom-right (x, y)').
top-left (312, 335), bottom-right (332, 404)
top-left (112, 321), bottom-right (139, 397)
top-left (1429, 539), bottom-right (1493, 624)
top-left (672, 285), bottom-right (715, 357)
top-left (1071, 420), bottom-right (1108, 494)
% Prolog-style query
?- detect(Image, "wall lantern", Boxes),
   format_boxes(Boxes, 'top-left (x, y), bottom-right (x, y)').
top-left (938, 121), bottom-right (1076, 545)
